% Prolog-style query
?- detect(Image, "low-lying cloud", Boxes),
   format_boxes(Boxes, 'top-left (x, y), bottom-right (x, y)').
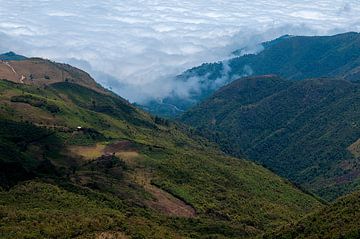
top-left (0, 0), bottom-right (359, 102)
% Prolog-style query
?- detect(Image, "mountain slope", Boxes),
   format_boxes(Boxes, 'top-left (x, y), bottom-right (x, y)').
top-left (0, 59), bottom-right (322, 238)
top-left (223, 32), bottom-right (360, 81)
top-left (263, 190), bottom-right (360, 239)
top-left (0, 57), bottom-right (107, 94)
top-left (143, 32), bottom-right (360, 117)
top-left (181, 75), bottom-right (360, 200)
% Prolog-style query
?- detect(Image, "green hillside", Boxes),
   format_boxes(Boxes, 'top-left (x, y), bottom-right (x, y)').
top-left (0, 62), bottom-right (322, 238)
top-left (263, 190), bottom-right (360, 239)
top-left (181, 76), bottom-right (360, 200)
top-left (142, 32), bottom-right (360, 117)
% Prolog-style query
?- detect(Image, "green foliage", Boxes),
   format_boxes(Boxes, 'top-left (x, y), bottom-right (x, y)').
top-left (0, 76), bottom-right (322, 238)
top-left (0, 181), bottom-right (186, 239)
top-left (263, 191), bottom-right (360, 239)
top-left (143, 147), bottom-right (321, 230)
top-left (11, 94), bottom-right (60, 113)
top-left (52, 82), bottom-right (155, 128)
top-left (181, 76), bottom-right (360, 200)
top-left (0, 119), bottom-right (63, 188)
top-left (143, 32), bottom-right (360, 117)
top-left (227, 32), bottom-right (360, 81)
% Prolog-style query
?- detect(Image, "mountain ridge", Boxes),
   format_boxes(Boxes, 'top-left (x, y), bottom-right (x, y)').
top-left (142, 32), bottom-right (360, 117)
top-left (181, 75), bottom-right (360, 200)
top-left (0, 57), bottom-right (109, 95)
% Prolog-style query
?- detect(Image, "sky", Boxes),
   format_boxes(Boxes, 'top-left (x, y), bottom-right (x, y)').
top-left (0, 0), bottom-right (359, 102)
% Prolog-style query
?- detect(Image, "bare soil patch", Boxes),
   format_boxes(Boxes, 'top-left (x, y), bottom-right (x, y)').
top-left (348, 138), bottom-right (360, 158)
top-left (134, 170), bottom-right (196, 218)
top-left (104, 141), bottom-right (135, 154)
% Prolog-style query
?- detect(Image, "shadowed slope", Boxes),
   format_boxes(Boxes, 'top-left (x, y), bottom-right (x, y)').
top-left (181, 75), bottom-right (360, 200)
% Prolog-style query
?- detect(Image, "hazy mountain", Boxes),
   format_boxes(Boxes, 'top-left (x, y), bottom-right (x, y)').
top-left (143, 32), bottom-right (360, 117)
top-left (0, 58), bottom-right (322, 238)
top-left (181, 75), bottom-right (360, 200)
top-left (0, 51), bottom-right (27, 61)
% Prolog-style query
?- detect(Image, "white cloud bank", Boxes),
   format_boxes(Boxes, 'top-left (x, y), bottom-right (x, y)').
top-left (0, 0), bottom-right (359, 102)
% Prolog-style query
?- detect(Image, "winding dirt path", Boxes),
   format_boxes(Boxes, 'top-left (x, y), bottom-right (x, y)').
top-left (3, 62), bottom-right (17, 75)
top-left (1, 61), bottom-right (25, 83)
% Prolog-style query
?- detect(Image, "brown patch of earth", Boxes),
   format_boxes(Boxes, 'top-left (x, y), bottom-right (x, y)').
top-left (0, 58), bottom-right (108, 94)
top-left (133, 169), bottom-right (196, 218)
top-left (104, 141), bottom-right (135, 154)
top-left (348, 138), bottom-right (360, 158)
top-left (68, 143), bottom-right (106, 160)
top-left (68, 141), bottom-right (138, 162)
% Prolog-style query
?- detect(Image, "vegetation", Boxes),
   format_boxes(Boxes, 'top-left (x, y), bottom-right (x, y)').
top-left (181, 76), bottom-right (360, 200)
top-left (263, 191), bottom-right (360, 239)
top-left (11, 94), bottom-right (60, 113)
top-left (0, 70), bottom-right (322, 238)
top-left (0, 181), bottom-right (186, 239)
top-left (142, 32), bottom-right (360, 117)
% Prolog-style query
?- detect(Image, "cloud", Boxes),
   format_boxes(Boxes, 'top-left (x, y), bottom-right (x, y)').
top-left (0, 0), bottom-right (359, 102)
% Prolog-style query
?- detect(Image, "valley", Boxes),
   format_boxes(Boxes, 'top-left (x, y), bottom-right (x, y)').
top-left (1, 32), bottom-right (360, 238)
top-left (0, 58), bottom-right (323, 238)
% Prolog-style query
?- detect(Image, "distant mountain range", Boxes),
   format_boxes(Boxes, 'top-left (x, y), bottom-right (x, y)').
top-left (142, 32), bottom-right (360, 117)
top-left (0, 51), bottom-right (27, 61)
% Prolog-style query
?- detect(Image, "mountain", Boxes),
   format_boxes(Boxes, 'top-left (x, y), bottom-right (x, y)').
top-left (181, 75), bottom-right (360, 200)
top-left (264, 190), bottom-right (360, 239)
top-left (0, 57), bottom-right (106, 93)
top-left (0, 51), bottom-right (27, 61)
top-left (0, 58), bottom-right (322, 238)
top-left (142, 32), bottom-right (360, 117)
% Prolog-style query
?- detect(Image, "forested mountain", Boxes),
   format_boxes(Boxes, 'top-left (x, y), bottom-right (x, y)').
top-left (264, 190), bottom-right (360, 239)
top-left (0, 57), bottom-right (322, 238)
top-left (143, 32), bottom-right (360, 117)
top-left (181, 75), bottom-right (360, 200)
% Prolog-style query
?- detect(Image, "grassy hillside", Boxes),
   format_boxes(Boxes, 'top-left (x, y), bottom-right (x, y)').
top-left (0, 62), bottom-right (322, 238)
top-left (142, 32), bottom-right (360, 117)
top-left (263, 190), bottom-right (360, 239)
top-left (181, 76), bottom-right (360, 200)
